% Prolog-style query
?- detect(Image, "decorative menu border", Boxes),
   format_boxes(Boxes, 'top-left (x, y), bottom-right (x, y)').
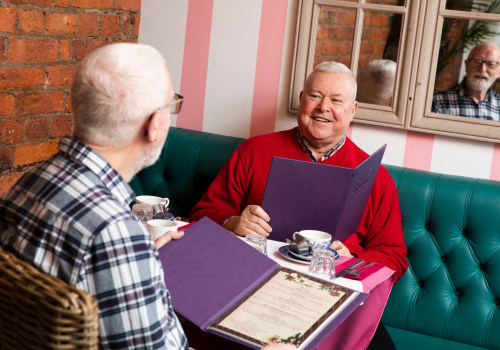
top-left (209, 267), bottom-right (357, 348)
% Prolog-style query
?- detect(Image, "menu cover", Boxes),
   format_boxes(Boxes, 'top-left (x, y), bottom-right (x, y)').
top-left (261, 144), bottom-right (386, 243)
top-left (159, 217), bottom-right (368, 350)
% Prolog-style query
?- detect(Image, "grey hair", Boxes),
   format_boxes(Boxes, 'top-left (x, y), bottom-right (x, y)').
top-left (312, 61), bottom-right (357, 101)
top-left (71, 43), bottom-right (169, 148)
top-left (356, 59), bottom-right (396, 106)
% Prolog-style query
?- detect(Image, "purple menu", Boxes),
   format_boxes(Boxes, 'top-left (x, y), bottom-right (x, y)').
top-left (261, 144), bottom-right (386, 243)
top-left (159, 217), bottom-right (368, 350)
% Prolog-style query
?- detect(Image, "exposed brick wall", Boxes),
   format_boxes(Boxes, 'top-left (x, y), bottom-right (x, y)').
top-left (0, 0), bottom-right (141, 196)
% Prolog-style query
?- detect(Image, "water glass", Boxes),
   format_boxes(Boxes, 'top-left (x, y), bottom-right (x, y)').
top-left (309, 249), bottom-right (335, 278)
top-left (132, 203), bottom-right (153, 224)
top-left (244, 234), bottom-right (267, 256)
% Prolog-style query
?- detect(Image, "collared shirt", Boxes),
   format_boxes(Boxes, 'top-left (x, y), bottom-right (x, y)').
top-left (296, 129), bottom-right (346, 162)
top-left (431, 81), bottom-right (500, 121)
top-left (0, 136), bottom-right (188, 350)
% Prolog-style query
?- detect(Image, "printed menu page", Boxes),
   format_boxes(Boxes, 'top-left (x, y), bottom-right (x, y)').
top-left (209, 268), bottom-right (359, 349)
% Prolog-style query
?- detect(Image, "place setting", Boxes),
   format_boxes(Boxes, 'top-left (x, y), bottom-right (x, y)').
top-left (132, 195), bottom-right (183, 240)
top-left (278, 230), bottom-right (339, 265)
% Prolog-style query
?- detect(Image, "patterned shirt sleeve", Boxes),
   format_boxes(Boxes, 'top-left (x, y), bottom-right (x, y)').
top-left (77, 219), bottom-right (189, 350)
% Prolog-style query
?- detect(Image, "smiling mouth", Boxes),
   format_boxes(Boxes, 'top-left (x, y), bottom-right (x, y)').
top-left (311, 116), bottom-right (331, 122)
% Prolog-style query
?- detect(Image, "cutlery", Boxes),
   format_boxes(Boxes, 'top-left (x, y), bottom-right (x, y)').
top-left (336, 259), bottom-right (365, 278)
top-left (346, 262), bottom-right (374, 277)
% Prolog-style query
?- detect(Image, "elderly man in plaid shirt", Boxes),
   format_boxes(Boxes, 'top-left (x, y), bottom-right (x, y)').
top-left (0, 43), bottom-right (295, 350)
top-left (432, 41), bottom-right (500, 121)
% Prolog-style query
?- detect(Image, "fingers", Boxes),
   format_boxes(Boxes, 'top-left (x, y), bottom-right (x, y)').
top-left (225, 205), bottom-right (272, 237)
top-left (329, 240), bottom-right (353, 257)
top-left (154, 230), bottom-right (185, 249)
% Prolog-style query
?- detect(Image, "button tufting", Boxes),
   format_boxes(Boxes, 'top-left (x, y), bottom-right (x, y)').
top-left (479, 264), bottom-right (485, 272)
top-left (455, 290), bottom-right (460, 297)
top-left (425, 222), bottom-right (431, 231)
top-left (418, 281), bottom-right (424, 288)
top-left (441, 256), bottom-right (447, 263)
top-left (495, 298), bottom-right (500, 306)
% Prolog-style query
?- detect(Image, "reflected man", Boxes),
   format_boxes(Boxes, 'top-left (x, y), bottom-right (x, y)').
top-left (356, 59), bottom-right (397, 107)
top-left (432, 41), bottom-right (500, 121)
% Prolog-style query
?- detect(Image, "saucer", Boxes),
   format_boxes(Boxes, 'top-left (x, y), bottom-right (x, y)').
top-left (278, 245), bottom-right (339, 265)
top-left (288, 249), bottom-right (313, 261)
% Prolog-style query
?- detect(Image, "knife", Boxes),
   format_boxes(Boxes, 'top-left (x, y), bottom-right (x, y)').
top-left (336, 259), bottom-right (365, 278)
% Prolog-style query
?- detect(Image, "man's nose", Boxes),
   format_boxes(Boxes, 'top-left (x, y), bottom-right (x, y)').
top-left (317, 97), bottom-right (330, 112)
top-left (479, 62), bottom-right (487, 72)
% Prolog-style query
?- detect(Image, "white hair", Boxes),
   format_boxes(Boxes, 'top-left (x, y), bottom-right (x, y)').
top-left (312, 61), bottom-right (357, 101)
top-left (71, 43), bottom-right (169, 147)
top-left (356, 59), bottom-right (396, 106)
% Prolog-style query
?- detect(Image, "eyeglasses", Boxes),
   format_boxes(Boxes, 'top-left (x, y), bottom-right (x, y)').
top-left (168, 93), bottom-right (184, 114)
top-left (467, 58), bottom-right (500, 69)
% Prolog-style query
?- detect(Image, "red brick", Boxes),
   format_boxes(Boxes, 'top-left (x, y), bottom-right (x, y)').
top-left (0, 119), bottom-right (24, 144)
top-left (78, 13), bottom-right (99, 36)
top-left (71, 0), bottom-right (113, 9)
top-left (116, 0), bottom-right (140, 12)
top-left (0, 147), bottom-right (14, 170)
top-left (134, 15), bottom-right (140, 36)
top-left (60, 40), bottom-right (70, 60)
top-left (19, 9), bottom-right (44, 33)
top-left (0, 8), bottom-right (16, 33)
top-left (0, 172), bottom-right (23, 197)
top-left (16, 92), bottom-right (65, 116)
top-left (25, 117), bottom-right (49, 140)
top-left (71, 39), bottom-right (108, 60)
top-left (8, 38), bottom-right (59, 63)
top-left (120, 14), bottom-right (132, 35)
top-left (47, 64), bottom-right (77, 87)
top-left (0, 67), bottom-right (46, 90)
top-left (54, 0), bottom-right (70, 6)
top-left (50, 114), bottom-right (73, 138)
top-left (46, 13), bottom-right (77, 35)
top-left (0, 94), bottom-right (15, 116)
top-left (14, 140), bottom-right (58, 167)
top-left (65, 96), bottom-right (72, 112)
top-left (6, 0), bottom-right (51, 5)
top-left (100, 15), bottom-right (120, 36)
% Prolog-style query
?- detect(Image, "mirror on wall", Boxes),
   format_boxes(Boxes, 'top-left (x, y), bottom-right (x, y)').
top-left (290, 0), bottom-right (500, 142)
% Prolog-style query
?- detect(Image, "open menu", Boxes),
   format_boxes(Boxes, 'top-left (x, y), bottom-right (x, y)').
top-left (159, 217), bottom-right (368, 349)
top-left (261, 144), bottom-right (386, 243)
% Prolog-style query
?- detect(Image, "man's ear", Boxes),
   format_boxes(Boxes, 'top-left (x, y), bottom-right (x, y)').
top-left (145, 111), bottom-right (162, 143)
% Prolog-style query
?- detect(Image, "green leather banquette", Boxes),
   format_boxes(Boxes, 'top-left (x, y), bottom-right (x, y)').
top-left (130, 127), bottom-right (500, 350)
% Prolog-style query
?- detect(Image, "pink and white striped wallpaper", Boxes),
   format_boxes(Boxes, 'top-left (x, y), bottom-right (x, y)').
top-left (139, 0), bottom-right (500, 181)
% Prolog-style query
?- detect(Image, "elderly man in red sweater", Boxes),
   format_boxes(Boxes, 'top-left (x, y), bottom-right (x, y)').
top-left (189, 61), bottom-right (407, 285)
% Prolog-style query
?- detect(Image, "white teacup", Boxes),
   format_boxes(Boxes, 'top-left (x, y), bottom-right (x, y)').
top-left (135, 195), bottom-right (170, 208)
top-left (146, 219), bottom-right (177, 240)
top-left (292, 230), bottom-right (332, 255)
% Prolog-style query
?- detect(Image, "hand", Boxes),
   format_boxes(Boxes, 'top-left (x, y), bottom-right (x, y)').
top-left (261, 344), bottom-right (297, 349)
top-left (154, 230), bottom-right (184, 249)
top-left (223, 205), bottom-right (272, 237)
top-left (329, 240), bottom-right (353, 257)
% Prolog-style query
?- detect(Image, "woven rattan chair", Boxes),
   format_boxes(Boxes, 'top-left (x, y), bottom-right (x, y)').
top-left (0, 247), bottom-right (99, 350)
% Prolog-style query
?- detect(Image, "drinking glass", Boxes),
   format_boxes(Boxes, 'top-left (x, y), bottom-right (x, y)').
top-left (244, 234), bottom-right (267, 256)
top-left (309, 249), bottom-right (335, 278)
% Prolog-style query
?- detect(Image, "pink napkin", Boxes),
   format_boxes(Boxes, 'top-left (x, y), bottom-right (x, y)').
top-left (336, 258), bottom-right (384, 280)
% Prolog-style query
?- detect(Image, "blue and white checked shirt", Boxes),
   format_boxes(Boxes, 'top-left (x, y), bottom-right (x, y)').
top-left (431, 81), bottom-right (500, 122)
top-left (0, 136), bottom-right (189, 350)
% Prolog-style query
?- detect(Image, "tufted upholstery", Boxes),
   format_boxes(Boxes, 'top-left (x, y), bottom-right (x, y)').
top-left (131, 127), bottom-right (500, 350)
top-left (382, 165), bottom-right (500, 350)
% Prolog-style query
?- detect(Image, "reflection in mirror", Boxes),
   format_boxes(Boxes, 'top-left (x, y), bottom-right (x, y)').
top-left (432, 17), bottom-right (500, 122)
top-left (445, 0), bottom-right (500, 13)
top-left (314, 6), bottom-right (355, 68)
top-left (357, 59), bottom-right (397, 106)
top-left (355, 10), bottom-right (402, 107)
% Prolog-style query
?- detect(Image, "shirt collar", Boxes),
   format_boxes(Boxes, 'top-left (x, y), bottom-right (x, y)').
top-left (296, 129), bottom-right (345, 162)
top-left (58, 136), bottom-right (136, 207)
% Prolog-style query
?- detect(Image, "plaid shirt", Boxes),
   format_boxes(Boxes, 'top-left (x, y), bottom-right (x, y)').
top-left (0, 136), bottom-right (188, 350)
top-left (431, 81), bottom-right (500, 121)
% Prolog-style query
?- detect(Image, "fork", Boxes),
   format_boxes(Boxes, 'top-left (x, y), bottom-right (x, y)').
top-left (346, 262), bottom-right (374, 277)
